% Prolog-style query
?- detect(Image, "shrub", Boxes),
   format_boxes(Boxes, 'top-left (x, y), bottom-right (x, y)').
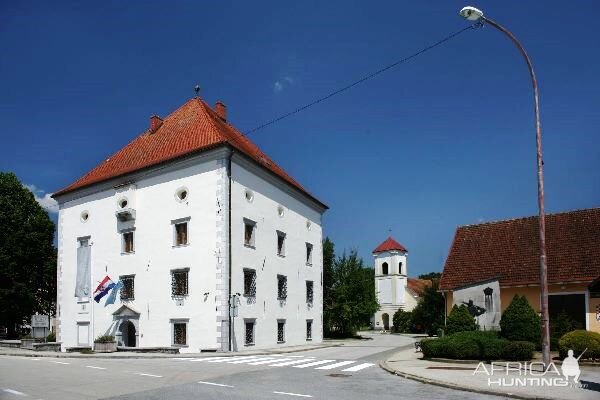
top-left (445, 305), bottom-right (477, 335)
top-left (94, 335), bottom-right (115, 343)
top-left (421, 338), bottom-right (445, 358)
top-left (550, 311), bottom-right (574, 350)
top-left (422, 330), bottom-right (509, 360)
top-left (46, 331), bottom-right (56, 342)
top-left (558, 330), bottom-right (600, 360)
top-left (392, 310), bottom-right (413, 333)
top-left (502, 341), bottom-right (535, 361)
top-left (500, 295), bottom-right (541, 345)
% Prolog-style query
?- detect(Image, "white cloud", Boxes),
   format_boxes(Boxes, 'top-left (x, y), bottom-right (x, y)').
top-left (24, 184), bottom-right (59, 214)
top-left (274, 81), bottom-right (284, 92)
top-left (273, 75), bottom-right (295, 93)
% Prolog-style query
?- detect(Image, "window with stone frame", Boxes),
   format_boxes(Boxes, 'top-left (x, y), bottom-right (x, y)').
top-left (306, 319), bottom-right (313, 341)
top-left (120, 275), bottom-right (135, 301)
top-left (306, 280), bottom-right (314, 304)
top-left (243, 269), bottom-right (257, 297)
top-left (277, 231), bottom-right (286, 256)
top-left (122, 231), bottom-right (134, 253)
top-left (171, 269), bottom-right (189, 297)
top-left (277, 275), bottom-right (287, 300)
top-left (173, 322), bottom-right (187, 346)
top-left (244, 219), bottom-right (256, 248)
top-left (174, 222), bottom-right (188, 246)
top-left (245, 320), bottom-right (255, 345)
top-left (306, 243), bottom-right (313, 265)
top-left (277, 320), bottom-right (286, 343)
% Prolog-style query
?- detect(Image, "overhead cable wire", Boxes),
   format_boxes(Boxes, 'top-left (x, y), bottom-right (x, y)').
top-left (243, 22), bottom-right (482, 136)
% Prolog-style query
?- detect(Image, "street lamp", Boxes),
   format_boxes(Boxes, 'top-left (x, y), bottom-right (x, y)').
top-left (459, 6), bottom-right (550, 367)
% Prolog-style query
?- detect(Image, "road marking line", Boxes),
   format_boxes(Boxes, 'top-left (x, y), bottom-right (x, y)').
top-left (269, 359), bottom-right (316, 367)
top-left (135, 373), bottom-right (162, 378)
top-left (189, 357), bottom-right (226, 362)
top-left (86, 366), bottom-right (106, 370)
top-left (287, 355), bottom-right (307, 358)
top-left (51, 361), bottom-right (70, 365)
top-left (207, 356), bottom-right (257, 363)
top-left (3, 388), bottom-right (27, 396)
top-left (197, 381), bottom-right (233, 388)
top-left (341, 363), bottom-right (375, 372)
top-left (315, 361), bottom-right (355, 370)
top-left (227, 357), bottom-right (275, 364)
top-left (293, 359), bottom-right (336, 368)
top-left (248, 358), bottom-right (293, 365)
top-left (273, 391), bottom-right (312, 398)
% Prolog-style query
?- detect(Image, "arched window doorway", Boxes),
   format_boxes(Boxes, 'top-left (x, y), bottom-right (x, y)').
top-left (120, 320), bottom-right (136, 347)
top-left (382, 313), bottom-right (390, 330)
top-left (382, 262), bottom-right (389, 275)
top-left (398, 262), bottom-right (403, 274)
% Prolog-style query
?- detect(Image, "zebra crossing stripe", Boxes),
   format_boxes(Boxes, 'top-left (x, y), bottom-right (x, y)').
top-left (315, 361), bottom-right (355, 370)
top-left (227, 357), bottom-right (276, 364)
top-left (268, 359), bottom-right (316, 367)
top-left (208, 356), bottom-right (259, 363)
top-left (293, 359), bottom-right (337, 368)
top-left (248, 358), bottom-right (293, 365)
top-left (188, 357), bottom-right (226, 362)
top-left (341, 363), bottom-right (375, 372)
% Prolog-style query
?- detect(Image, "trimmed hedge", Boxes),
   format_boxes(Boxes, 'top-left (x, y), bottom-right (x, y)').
top-left (445, 305), bottom-right (477, 335)
top-left (392, 310), bottom-right (413, 333)
top-left (500, 295), bottom-right (541, 345)
top-left (558, 330), bottom-right (600, 360)
top-left (421, 331), bottom-right (534, 361)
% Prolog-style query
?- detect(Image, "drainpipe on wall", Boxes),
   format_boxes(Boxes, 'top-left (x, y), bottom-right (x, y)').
top-left (226, 149), bottom-right (233, 352)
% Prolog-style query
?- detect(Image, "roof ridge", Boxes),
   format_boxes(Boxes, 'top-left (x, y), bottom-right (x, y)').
top-left (460, 207), bottom-right (600, 228)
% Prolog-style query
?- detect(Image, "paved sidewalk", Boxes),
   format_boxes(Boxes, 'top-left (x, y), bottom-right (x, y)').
top-left (380, 346), bottom-right (600, 400)
top-left (0, 342), bottom-right (339, 358)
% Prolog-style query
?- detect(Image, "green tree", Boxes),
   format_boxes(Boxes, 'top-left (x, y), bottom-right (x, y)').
top-left (445, 304), bottom-right (477, 335)
top-left (410, 280), bottom-right (445, 335)
top-left (500, 295), bottom-right (541, 345)
top-left (418, 272), bottom-right (441, 281)
top-left (324, 248), bottom-right (379, 337)
top-left (392, 309), bottom-right (413, 333)
top-left (322, 237), bottom-right (335, 332)
top-left (0, 172), bottom-right (56, 338)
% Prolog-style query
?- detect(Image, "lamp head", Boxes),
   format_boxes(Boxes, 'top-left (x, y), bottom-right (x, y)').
top-left (459, 6), bottom-right (484, 21)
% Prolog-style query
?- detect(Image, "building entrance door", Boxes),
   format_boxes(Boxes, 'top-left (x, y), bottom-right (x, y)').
top-left (120, 320), bottom-right (136, 347)
top-left (382, 313), bottom-right (390, 330)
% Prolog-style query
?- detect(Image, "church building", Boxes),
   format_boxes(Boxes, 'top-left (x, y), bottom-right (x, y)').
top-left (52, 96), bottom-right (327, 352)
top-left (372, 237), bottom-right (431, 330)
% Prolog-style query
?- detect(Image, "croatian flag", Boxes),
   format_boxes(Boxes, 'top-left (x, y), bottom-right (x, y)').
top-left (93, 276), bottom-right (115, 303)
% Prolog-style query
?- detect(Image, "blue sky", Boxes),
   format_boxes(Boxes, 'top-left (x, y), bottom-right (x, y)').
top-left (1, 1), bottom-right (599, 276)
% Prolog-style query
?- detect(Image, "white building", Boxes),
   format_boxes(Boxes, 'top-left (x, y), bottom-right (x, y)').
top-left (372, 237), bottom-right (430, 330)
top-left (52, 97), bottom-right (327, 352)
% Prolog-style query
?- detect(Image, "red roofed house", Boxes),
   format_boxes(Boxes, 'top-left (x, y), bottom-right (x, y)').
top-left (372, 236), bottom-right (431, 330)
top-left (52, 96), bottom-right (327, 352)
top-left (439, 208), bottom-right (600, 333)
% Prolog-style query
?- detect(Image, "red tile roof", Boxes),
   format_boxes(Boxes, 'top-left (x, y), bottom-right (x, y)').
top-left (439, 208), bottom-right (600, 291)
top-left (407, 278), bottom-right (432, 297)
top-left (53, 97), bottom-right (326, 208)
top-left (373, 236), bottom-right (408, 253)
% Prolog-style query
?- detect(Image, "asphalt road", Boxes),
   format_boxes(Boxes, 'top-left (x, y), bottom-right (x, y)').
top-left (0, 333), bottom-right (506, 400)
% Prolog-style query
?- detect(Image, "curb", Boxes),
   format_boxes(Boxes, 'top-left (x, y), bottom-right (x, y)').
top-left (0, 343), bottom-right (340, 359)
top-left (378, 360), bottom-right (554, 400)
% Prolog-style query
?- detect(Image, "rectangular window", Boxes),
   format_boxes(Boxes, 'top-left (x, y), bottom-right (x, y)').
top-left (243, 269), bottom-right (257, 297)
top-left (120, 275), bottom-right (135, 301)
top-left (173, 322), bottom-right (187, 346)
top-left (306, 243), bottom-right (313, 265)
top-left (306, 320), bottom-right (313, 341)
top-left (277, 231), bottom-right (286, 257)
top-left (306, 280), bottom-right (314, 304)
top-left (245, 320), bottom-right (255, 346)
top-left (277, 320), bottom-right (285, 343)
top-left (171, 269), bottom-right (189, 296)
top-left (277, 275), bottom-right (287, 300)
top-left (244, 219), bottom-right (256, 248)
top-left (174, 222), bottom-right (188, 246)
top-left (122, 231), bottom-right (134, 254)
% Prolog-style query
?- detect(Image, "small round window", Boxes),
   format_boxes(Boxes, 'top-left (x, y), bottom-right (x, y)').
top-left (245, 189), bottom-right (254, 203)
top-left (277, 205), bottom-right (285, 217)
top-left (80, 211), bottom-right (89, 222)
top-left (118, 198), bottom-right (128, 208)
top-left (176, 187), bottom-right (189, 202)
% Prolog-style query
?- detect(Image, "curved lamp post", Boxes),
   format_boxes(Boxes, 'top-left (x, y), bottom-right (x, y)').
top-left (459, 6), bottom-right (550, 367)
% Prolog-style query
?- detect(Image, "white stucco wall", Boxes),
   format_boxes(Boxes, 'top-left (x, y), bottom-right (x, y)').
top-left (230, 160), bottom-right (323, 350)
top-left (452, 279), bottom-right (501, 330)
top-left (57, 159), bottom-right (222, 353)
